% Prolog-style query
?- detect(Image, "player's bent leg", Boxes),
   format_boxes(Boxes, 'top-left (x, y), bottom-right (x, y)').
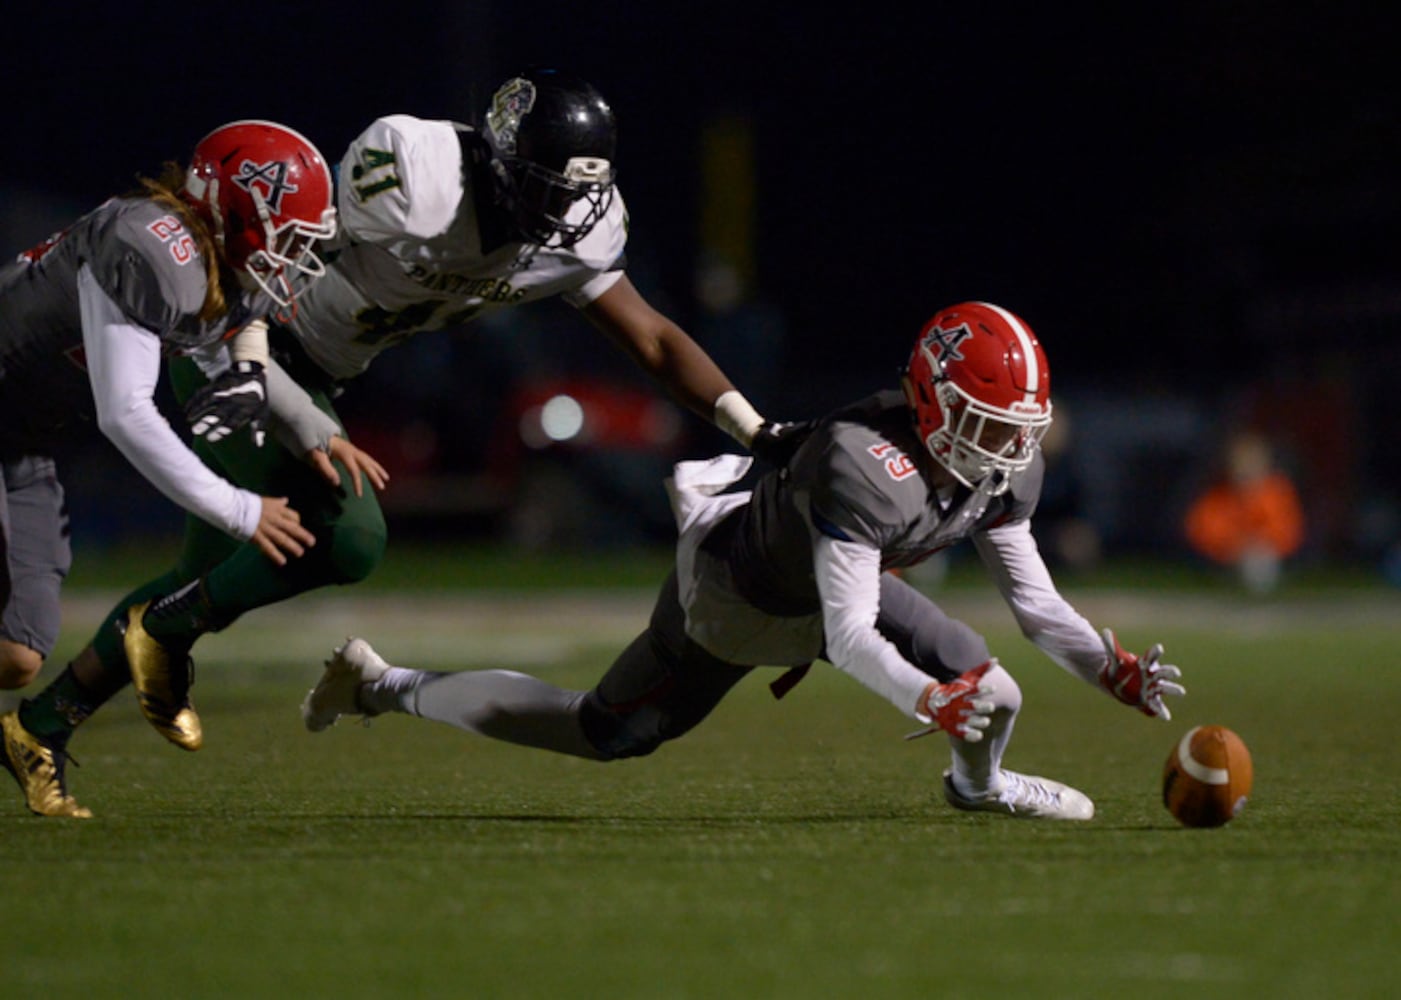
top-left (876, 572), bottom-right (991, 681)
top-left (578, 637), bottom-right (751, 760)
top-left (190, 451), bottom-right (388, 634)
top-left (937, 661), bottom-right (1093, 820)
top-left (0, 640), bottom-right (43, 690)
top-left (944, 660), bottom-right (1021, 791)
top-left (580, 572), bottom-right (753, 760)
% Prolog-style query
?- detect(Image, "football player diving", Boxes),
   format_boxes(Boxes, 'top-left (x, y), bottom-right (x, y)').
top-left (303, 302), bottom-right (1186, 821)
top-left (2, 69), bottom-right (806, 817)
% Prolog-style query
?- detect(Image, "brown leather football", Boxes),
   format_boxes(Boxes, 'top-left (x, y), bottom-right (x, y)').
top-left (1162, 725), bottom-right (1253, 828)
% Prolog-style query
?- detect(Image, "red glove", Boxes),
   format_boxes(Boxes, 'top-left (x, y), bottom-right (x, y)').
top-left (1098, 628), bottom-right (1185, 720)
top-left (905, 662), bottom-right (996, 742)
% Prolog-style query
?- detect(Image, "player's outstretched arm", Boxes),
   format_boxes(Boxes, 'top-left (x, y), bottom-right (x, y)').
top-left (584, 276), bottom-right (787, 454)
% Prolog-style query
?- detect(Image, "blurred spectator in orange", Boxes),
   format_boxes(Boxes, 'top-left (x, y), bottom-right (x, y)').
top-left (1184, 430), bottom-right (1305, 593)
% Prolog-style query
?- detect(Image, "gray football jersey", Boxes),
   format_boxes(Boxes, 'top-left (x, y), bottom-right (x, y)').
top-left (0, 196), bottom-right (259, 454)
top-left (719, 390), bottom-right (1043, 615)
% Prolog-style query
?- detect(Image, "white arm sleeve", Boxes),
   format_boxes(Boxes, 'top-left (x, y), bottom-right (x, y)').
top-left (815, 535), bottom-right (933, 719)
top-left (264, 357), bottom-right (341, 454)
top-left (973, 518), bottom-right (1105, 685)
top-left (79, 266), bottom-right (262, 541)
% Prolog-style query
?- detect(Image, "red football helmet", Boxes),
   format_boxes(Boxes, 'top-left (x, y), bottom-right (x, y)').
top-left (903, 301), bottom-right (1053, 493)
top-left (182, 120), bottom-right (337, 306)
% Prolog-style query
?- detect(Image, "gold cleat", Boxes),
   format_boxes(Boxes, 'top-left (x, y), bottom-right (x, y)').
top-left (1, 711), bottom-right (93, 819)
top-left (123, 600), bottom-right (203, 751)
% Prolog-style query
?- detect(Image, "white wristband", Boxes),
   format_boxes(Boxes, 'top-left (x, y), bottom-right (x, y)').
top-left (713, 390), bottom-right (764, 446)
top-left (229, 318), bottom-right (270, 367)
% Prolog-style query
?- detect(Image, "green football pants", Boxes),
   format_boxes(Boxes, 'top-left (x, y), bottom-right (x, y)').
top-left (90, 356), bottom-right (387, 670)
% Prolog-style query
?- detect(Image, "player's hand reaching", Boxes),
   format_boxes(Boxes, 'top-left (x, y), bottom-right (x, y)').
top-left (1098, 628), bottom-right (1185, 720)
top-left (305, 436), bottom-right (390, 498)
top-left (749, 419), bottom-right (818, 468)
top-left (905, 662), bottom-right (997, 742)
top-left (252, 496), bottom-right (317, 566)
top-left (186, 361), bottom-right (270, 446)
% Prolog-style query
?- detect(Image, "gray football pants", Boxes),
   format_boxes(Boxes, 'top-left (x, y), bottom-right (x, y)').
top-left (398, 569), bottom-right (1019, 778)
top-left (0, 455), bottom-right (72, 658)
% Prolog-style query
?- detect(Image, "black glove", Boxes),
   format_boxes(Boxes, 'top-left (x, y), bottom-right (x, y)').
top-left (749, 419), bottom-right (818, 467)
top-left (185, 360), bottom-right (269, 447)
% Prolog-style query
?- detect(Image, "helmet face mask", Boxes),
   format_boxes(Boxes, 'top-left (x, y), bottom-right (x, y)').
top-left (904, 302), bottom-right (1053, 495)
top-left (484, 71), bottom-right (618, 248)
top-left (183, 120), bottom-right (337, 306)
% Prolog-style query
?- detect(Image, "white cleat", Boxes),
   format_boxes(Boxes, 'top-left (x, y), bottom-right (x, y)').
top-left (942, 768), bottom-right (1095, 821)
top-left (301, 638), bottom-right (390, 733)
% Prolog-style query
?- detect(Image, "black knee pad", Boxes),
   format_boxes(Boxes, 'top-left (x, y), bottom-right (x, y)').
top-left (578, 693), bottom-right (666, 760)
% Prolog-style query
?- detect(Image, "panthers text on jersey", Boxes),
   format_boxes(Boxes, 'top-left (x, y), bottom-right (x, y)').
top-left (288, 114), bottom-right (629, 381)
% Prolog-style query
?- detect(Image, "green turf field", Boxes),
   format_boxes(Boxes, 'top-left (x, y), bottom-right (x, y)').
top-left (2, 556), bottom-right (1397, 999)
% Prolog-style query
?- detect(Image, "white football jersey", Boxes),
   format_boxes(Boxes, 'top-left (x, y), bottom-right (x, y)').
top-left (289, 114), bottom-right (628, 380)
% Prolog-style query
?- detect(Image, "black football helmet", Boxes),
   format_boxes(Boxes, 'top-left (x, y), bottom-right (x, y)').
top-left (482, 68), bottom-right (617, 247)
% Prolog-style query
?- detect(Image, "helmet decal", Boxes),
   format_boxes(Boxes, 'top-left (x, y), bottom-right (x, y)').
top-left (486, 77), bottom-right (537, 156)
top-left (919, 321), bottom-right (973, 366)
top-left (481, 70), bottom-right (618, 248)
top-left (232, 158), bottom-right (299, 214)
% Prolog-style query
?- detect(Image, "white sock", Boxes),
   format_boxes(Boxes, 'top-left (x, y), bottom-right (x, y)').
top-left (360, 666), bottom-right (423, 716)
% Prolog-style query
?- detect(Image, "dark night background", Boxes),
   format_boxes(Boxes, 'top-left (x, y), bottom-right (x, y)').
top-left (3, 3), bottom-right (1398, 569)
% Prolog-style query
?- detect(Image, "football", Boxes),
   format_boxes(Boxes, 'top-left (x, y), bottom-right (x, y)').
top-left (1162, 725), bottom-right (1253, 828)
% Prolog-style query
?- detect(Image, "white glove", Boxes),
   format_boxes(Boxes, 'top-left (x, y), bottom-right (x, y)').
top-left (1098, 628), bottom-right (1185, 720)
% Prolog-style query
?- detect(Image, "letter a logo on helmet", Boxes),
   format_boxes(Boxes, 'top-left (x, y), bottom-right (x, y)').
top-left (920, 321), bottom-right (973, 365)
top-left (231, 159), bottom-right (299, 214)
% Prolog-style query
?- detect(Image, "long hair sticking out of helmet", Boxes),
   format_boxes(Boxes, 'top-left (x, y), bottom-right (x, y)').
top-left (135, 163), bottom-right (229, 322)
